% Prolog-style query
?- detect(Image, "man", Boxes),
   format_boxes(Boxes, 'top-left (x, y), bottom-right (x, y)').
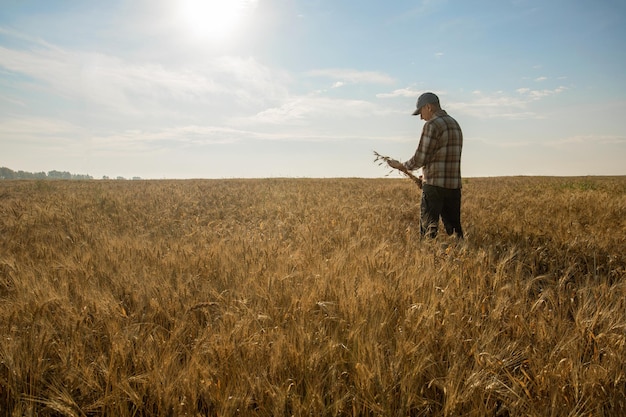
top-left (388, 92), bottom-right (464, 239)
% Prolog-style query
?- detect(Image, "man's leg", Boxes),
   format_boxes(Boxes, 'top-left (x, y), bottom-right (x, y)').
top-left (420, 184), bottom-right (443, 238)
top-left (441, 188), bottom-right (463, 238)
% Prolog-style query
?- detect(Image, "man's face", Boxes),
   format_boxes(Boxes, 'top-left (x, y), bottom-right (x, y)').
top-left (419, 104), bottom-right (433, 121)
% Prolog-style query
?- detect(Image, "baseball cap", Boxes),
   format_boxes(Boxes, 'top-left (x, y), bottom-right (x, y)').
top-left (412, 92), bottom-right (439, 116)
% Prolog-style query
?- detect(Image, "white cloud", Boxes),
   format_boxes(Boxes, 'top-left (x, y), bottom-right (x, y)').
top-left (450, 91), bottom-right (532, 119)
top-left (518, 86), bottom-right (567, 99)
top-left (451, 86), bottom-right (569, 119)
top-left (248, 95), bottom-right (380, 125)
top-left (535, 76), bottom-right (548, 82)
top-left (306, 68), bottom-right (394, 85)
top-left (0, 34), bottom-right (290, 122)
top-left (90, 125), bottom-right (250, 153)
top-left (376, 87), bottom-right (421, 99)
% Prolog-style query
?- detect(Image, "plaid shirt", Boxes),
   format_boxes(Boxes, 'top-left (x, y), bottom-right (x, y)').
top-left (404, 110), bottom-right (463, 189)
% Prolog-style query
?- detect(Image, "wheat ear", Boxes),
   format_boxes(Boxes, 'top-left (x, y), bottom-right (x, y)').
top-left (373, 151), bottom-right (423, 189)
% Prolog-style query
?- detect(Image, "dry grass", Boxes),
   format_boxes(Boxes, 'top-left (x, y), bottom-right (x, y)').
top-left (0, 177), bottom-right (624, 416)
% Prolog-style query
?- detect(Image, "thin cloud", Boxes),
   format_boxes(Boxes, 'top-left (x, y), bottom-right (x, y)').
top-left (467, 136), bottom-right (532, 148)
top-left (396, 0), bottom-right (447, 21)
top-left (0, 45), bottom-right (210, 109)
top-left (450, 92), bottom-right (532, 119)
top-left (518, 86), bottom-right (567, 100)
top-left (90, 123), bottom-right (407, 148)
top-left (306, 68), bottom-right (394, 85)
top-left (451, 87), bottom-right (568, 119)
top-left (91, 125), bottom-right (247, 153)
top-left (0, 116), bottom-right (85, 140)
top-left (376, 87), bottom-right (422, 99)
top-left (0, 93), bottom-right (26, 107)
top-left (0, 31), bottom-right (290, 120)
top-left (0, 26), bottom-right (61, 51)
top-left (545, 134), bottom-right (626, 148)
top-left (248, 95), bottom-right (380, 125)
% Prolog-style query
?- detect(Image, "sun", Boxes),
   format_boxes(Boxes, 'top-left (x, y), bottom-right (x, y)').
top-left (179, 0), bottom-right (253, 42)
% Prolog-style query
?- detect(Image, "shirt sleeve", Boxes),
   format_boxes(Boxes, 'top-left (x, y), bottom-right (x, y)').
top-left (404, 121), bottom-right (439, 171)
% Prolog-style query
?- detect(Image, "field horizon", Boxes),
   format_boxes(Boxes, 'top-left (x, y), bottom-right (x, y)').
top-left (1, 176), bottom-right (624, 416)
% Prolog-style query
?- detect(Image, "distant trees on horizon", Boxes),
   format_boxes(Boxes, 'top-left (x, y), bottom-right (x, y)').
top-left (0, 166), bottom-right (143, 180)
top-left (0, 166), bottom-right (145, 180)
top-left (0, 166), bottom-right (144, 180)
top-left (0, 166), bottom-right (93, 180)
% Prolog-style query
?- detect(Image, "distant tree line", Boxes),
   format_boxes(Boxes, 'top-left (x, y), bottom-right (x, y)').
top-left (0, 166), bottom-right (93, 180)
top-left (0, 167), bottom-right (143, 180)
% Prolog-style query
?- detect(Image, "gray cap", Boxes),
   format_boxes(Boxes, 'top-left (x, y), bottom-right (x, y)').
top-left (412, 92), bottom-right (439, 116)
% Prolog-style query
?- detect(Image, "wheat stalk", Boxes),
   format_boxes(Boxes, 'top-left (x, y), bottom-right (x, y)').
top-left (373, 151), bottom-right (423, 188)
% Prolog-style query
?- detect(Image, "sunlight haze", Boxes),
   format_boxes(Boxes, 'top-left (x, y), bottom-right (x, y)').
top-left (178, 0), bottom-right (258, 42)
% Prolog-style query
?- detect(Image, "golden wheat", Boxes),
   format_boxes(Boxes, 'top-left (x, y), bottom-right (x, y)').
top-left (0, 177), bottom-right (624, 416)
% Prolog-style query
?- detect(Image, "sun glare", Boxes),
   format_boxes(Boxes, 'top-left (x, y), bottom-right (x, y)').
top-left (179, 0), bottom-right (254, 42)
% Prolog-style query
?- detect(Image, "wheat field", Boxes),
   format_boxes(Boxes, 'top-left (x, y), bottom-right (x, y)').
top-left (0, 176), bottom-right (624, 416)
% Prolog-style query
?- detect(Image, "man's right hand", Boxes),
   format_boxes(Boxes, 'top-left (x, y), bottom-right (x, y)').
top-left (387, 159), bottom-right (404, 170)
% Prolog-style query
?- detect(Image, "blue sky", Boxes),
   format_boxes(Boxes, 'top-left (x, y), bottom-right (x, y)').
top-left (1, 0), bottom-right (625, 179)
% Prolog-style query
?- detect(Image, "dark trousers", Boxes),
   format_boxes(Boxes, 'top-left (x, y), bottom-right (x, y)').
top-left (420, 184), bottom-right (464, 239)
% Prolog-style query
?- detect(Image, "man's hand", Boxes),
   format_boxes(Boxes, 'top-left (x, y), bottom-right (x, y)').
top-left (373, 151), bottom-right (422, 189)
top-left (386, 159), bottom-right (404, 170)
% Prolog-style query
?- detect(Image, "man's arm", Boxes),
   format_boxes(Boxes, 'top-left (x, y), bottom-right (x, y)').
top-left (405, 122), bottom-right (438, 170)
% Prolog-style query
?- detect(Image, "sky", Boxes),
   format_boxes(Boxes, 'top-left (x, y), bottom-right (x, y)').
top-left (1, 0), bottom-right (625, 179)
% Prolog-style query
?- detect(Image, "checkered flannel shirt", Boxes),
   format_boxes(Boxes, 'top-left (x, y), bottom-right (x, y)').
top-left (404, 110), bottom-right (463, 189)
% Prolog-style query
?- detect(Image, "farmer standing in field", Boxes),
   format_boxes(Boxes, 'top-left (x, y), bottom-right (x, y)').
top-left (387, 92), bottom-right (464, 239)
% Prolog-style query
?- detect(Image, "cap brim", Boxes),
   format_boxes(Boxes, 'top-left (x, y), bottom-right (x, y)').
top-left (412, 108), bottom-right (421, 116)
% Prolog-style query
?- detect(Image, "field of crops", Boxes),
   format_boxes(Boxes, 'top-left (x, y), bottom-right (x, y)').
top-left (0, 176), bottom-right (624, 416)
